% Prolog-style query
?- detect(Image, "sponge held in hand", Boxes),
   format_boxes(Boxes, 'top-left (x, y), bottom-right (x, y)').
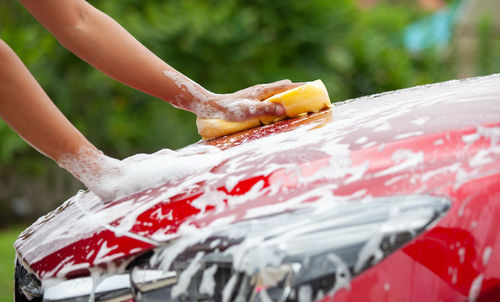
top-left (196, 80), bottom-right (331, 140)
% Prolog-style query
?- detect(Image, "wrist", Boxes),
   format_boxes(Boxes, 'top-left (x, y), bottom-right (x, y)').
top-left (57, 147), bottom-right (123, 198)
top-left (161, 69), bottom-right (216, 111)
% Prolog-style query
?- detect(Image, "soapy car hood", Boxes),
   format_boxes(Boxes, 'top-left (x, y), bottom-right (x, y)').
top-left (15, 75), bottom-right (500, 280)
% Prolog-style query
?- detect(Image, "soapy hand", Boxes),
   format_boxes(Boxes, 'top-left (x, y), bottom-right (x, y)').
top-left (58, 146), bottom-right (220, 202)
top-left (198, 80), bottom-right (302, 122)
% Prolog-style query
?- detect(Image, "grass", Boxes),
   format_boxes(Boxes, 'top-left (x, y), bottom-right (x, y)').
top-left (0, 226), bottom-right (26, 302)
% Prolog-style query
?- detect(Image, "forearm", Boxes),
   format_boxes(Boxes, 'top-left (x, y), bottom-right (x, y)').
top-left (0, 39), bottom-right (125, 200)
top-left (0, 39), bottom-right (97, 163)
top-left (19, 0), bottom-right (212, 110)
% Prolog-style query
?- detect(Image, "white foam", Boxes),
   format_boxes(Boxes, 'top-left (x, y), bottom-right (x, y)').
top-left (94, 241), bottom-right (119, 263)
top-left (164, 68), bottom-right (251, 121)
top-left (198, 264), bottom-right (218, 297)
top-left (482, 246), bottom-right (492, 266)
top-left (355, 136), bottom-right (368, 144)
top-left (298, 285), bottom-right (313, 302)
top-left (384, 282), bottom-right (390, 291)
top-left (411, 117), bottom-right (429, 125)
top-left (394, 131), bottom-right (424, 140)
top-left (458, 247), bottom-right (465, 264)
top-left (171, 252), bottom-right (204, 298)
top-left (162, 70), bottom-right (288, 121)
top-left (327, 253), bottom-right (351, 293)
top-left (468, 274), bottom-right (483, 302)
top-left (222, 274), bottom-right (238, 302)
top-left (162, 69), bottom-right (211, 109)
top-left (420, 163), bottom-right (460, 183)
top-left (374, 149), bottom-right (424, 177)
top-left (59, 146), bottom-right (221, 202)
top-left (354, 232), bottom-right (384, 273)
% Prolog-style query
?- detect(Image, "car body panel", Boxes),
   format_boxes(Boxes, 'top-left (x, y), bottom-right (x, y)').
top-left (15, 75), bottom-right (500, 300)
top-left (330, 173), bottom-right (500, 301)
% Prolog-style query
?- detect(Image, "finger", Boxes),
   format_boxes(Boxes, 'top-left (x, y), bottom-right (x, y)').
top-left (250, 100), bottom-right (285, 118)
top-left (220, 99), bottom-right (283, 121)
top-left (254, 80), bottom-right (304, 100)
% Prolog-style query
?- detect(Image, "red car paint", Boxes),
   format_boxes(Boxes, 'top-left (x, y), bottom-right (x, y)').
top-left (15, 75), bottom-right (500, 300)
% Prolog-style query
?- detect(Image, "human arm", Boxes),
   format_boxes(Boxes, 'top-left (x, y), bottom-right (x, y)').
top-left (0, 39), bottom-right (113, 193)
top-left (0, 39), bottom-right (155, 201)
top-left (0, 39), bottom-right (97, 165)
top-left (19, 0), bottom-right (298, 121)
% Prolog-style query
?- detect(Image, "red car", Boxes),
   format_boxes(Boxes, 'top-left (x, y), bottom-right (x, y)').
top-left (14, 74), bottom-right (500, 302)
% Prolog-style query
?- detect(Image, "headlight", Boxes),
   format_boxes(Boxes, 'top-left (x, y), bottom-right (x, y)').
top-left (27, 195), bottom-right (448, 302)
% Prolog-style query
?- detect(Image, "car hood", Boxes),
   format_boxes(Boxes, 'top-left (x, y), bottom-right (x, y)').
top-left (15, 74), bottom-right (500, 279)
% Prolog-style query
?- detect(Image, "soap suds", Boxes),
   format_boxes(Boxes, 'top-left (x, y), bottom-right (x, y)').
top-left (222, 274), bottom-right (238, 302)
top-left (163, 69), bottom-right (210, 107)
top-left (394, 131), bottom-right (424, 140)
top-left (468, 274), bottom-right (483, 302)
top-left (458, 247), bottom-right (465, 264)
top-left (355, 136), bottom-right (368, 144)
top-left (384, 282), bottom-right (390, 291)
top-left (482, 247), bottom-right (492, 266)
top-left (374, 149), bottom-right (424, 177)
top-left (59, 146), bottom-right (221, 202)
top-left (411, 117), bottom-right (429, 125)
top-left (199, 264), bottom-right (218, 297)
top-left (327, 253), bottom-right (351, 293)
top-left (298, 285), bottom-right (313, 302)
top-left (171, 251), bottom-right (204, 298)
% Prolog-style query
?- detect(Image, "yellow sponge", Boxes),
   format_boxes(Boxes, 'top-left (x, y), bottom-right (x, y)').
top-left (196, 117), bottom-right (261, 141)
top-left (259, 80), bottom-right (330, 124)
top-left (197, 80), bottom-right (330, 140)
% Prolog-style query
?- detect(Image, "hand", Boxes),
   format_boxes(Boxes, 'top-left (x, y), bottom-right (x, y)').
top-left (59, 146), bottom-right (221, 202)
top-left (197, 80), bottom-right (302, 121)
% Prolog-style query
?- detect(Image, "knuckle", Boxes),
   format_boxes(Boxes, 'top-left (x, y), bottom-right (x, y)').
top-left (261, 102), bottom-right (274, 113)
top-left (276, 79), bottom-right (291, 85)
top-left (259, 104), bottom-right (270, 114)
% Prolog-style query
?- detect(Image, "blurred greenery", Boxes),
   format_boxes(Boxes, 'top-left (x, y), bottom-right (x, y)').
top-left (0, 226), bottom-right (25, 302)
top-left (477, 14), bottom-right (500, 76)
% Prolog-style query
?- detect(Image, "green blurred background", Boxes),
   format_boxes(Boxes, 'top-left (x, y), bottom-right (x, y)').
top-left (1, 0), bottom-right (500, 300)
